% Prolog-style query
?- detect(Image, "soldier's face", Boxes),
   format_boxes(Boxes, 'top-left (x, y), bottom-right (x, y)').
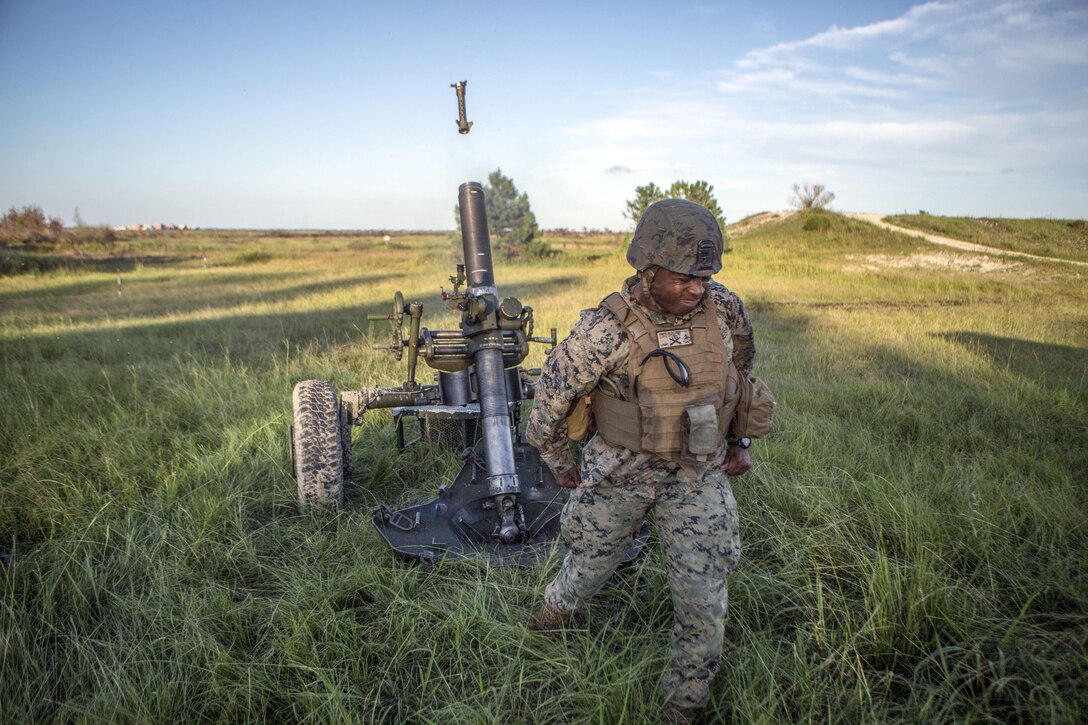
top-left (650, 268), bottom-right (709, 315)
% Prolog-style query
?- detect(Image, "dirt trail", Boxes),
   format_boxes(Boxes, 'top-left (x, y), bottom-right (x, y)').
top-left (847, 213), bottom-right (1088, 268)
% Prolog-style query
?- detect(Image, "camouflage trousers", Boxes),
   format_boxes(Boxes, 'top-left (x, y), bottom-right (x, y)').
top-left (543, 468), bottom-right (741, 709)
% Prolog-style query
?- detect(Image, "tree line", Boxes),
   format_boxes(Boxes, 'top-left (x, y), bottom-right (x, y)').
top-left (461, 170), bottom-right (836, 259)
top-left (5, 177), bottom-right (835, 254)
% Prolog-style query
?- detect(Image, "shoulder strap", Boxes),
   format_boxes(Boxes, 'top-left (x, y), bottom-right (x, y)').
top-left (701, 295), bottom-right (719, 334)
top-left (600, 292), bottom-right (628, 320)
top-left (601, 292), bottom-right (649, 398)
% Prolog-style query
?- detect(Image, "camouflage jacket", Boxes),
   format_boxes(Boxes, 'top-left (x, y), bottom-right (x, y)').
top-left (526, 276), bottom-right (755, 485)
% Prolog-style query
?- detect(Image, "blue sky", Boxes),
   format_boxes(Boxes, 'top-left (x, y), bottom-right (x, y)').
top-left (1, 0), bottom-right (1085, 229)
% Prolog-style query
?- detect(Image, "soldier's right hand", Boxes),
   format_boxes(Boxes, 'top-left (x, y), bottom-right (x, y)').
top-left (556, 468), bottom-right (582, 489)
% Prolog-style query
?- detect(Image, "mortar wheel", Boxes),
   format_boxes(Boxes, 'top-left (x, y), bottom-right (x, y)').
top-left (292, 379), bottom-right (349, 512)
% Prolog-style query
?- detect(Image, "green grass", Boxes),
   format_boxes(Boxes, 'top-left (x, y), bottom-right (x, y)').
top-left (2, 214), bottom-right (1086, 722)
top-left (884, 213), bottom-right (1088, 263)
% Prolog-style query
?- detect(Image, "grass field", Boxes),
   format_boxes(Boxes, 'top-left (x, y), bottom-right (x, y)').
top-left (2, 213), bottom-right (1086, 723)
top-left (883, 214), bottom-right (1088, 264)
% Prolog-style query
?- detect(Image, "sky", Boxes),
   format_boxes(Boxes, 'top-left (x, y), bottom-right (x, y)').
top-left (1, 0), bottom-right (1086, 229)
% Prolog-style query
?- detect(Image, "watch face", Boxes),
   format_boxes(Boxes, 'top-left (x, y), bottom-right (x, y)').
top-left (739, 437), bottom-right (751, 449)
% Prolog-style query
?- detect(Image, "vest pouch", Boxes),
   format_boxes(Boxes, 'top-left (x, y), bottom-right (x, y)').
top-left (732, 374), bottom-right (776, 439)
top-left (565, 395), bottom-right (593, 441)
top-left (594, 290), bottom-right (738, 462)
top-left (683, 403), bottom-right (719, 461)
top-left (590, 388), bottom-right (642, 451)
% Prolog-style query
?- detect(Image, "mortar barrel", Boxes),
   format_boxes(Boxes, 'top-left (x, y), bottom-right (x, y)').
top-left (458, 182), bottom-right (495, 289)
top-left (457, 182), bottom-right (520, 540)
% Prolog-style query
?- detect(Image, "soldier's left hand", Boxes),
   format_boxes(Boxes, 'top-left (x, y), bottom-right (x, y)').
top-left (722, 445), bottom-right (752, 476)
top-left (556, 467), bottom-right (582, 489)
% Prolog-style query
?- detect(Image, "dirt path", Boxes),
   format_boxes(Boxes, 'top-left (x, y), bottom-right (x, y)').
top-left (847, 213), bottom-right (1088, 268)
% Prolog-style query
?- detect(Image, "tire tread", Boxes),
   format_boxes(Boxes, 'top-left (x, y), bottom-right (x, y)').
top-left (292, 380), bottom-right (345, 511)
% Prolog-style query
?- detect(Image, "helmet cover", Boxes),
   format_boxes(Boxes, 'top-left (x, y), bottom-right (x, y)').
top-left (627, 198), bottom-right (723, 276)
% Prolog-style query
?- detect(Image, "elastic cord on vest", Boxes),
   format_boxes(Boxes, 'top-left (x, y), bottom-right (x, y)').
top-left (636, 349), bottom-right (691, 395)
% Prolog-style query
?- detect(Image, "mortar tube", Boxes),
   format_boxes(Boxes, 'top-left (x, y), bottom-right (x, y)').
top-left (459, 182), bottom-right (496, 289)
top-left (458, 182), bottom-right (521, 544)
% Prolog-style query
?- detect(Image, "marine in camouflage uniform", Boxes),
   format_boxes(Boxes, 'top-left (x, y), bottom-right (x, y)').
top-left (526, 199), bottom-right (755, 718)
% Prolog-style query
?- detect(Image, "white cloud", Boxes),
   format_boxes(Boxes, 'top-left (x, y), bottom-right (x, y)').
top-left (737, 1), bottom-right (951, 66)
top-left (807, 119), bottom-right (975, 145)
top-left (841, 66), bottom-right (934, 89)
top-left (718, 70), bottom-right (907, 100)
top-left (726, 0), bottom-right (1088, 107)
top-left (545, 0), bottom-right (1088, 225)
top-left (715, 69), bottom-right (797, 93)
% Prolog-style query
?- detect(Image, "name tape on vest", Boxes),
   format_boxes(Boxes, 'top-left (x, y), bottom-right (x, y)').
top-left (657, 329), bottom-right (693, 348)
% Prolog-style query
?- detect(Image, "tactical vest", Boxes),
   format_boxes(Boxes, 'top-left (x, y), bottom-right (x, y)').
top-left (591, 292), bottom-right (740, 463)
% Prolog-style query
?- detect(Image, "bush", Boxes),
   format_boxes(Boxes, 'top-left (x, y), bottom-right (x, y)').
top-left (68, 225), bottom-right (116, 246)
top-left (0, 205), bottom-right (64, 247)
top-left (522, 237), bottom-right (558, 260)
top-left (0, 205), bottom-right (116, 249)
top-left (802, 212), bottom-right (832, 232)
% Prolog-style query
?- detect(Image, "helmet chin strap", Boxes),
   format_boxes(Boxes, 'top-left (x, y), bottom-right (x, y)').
top-left (637, 266), bottom-right (665, 312)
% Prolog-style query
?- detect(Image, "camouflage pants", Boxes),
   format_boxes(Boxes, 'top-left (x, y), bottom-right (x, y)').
top-left (543, 469), bottom-right (741, 709)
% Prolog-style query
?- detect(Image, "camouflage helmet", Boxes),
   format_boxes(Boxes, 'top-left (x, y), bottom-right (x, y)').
top-left (627, 198), bottom-right (723, 277)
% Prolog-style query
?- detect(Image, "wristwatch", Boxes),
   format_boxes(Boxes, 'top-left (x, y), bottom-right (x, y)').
top-left (730, 437), bottom-right (751, 449)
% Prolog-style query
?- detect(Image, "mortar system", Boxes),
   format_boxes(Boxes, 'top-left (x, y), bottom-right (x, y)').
top-left (289, 181), bottom-right (648, 566)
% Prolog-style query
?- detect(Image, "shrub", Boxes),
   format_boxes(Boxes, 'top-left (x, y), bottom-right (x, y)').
top-left (68, 225), bottom-right (116, 246)
top-left (522, 237), bottom-right (558, 260)
top-left (0, 205), bottom-right (117, 249)
top-left (802, 213), bottom-right (832, 232)
top-left (0, 205), bottom-right (64, 247)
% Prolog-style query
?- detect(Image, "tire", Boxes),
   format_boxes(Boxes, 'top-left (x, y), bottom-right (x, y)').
top-left (292, 379), bottom-right (346, 512)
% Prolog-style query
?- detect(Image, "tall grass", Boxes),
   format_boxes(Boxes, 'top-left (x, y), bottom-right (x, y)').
top-left (1, 215), bottom-right (1085, 722)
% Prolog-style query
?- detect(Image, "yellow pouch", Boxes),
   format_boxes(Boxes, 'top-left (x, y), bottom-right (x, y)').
top-left (565, 395), bottom-right (593, 441)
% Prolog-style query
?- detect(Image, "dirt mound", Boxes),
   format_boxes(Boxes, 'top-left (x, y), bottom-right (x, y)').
top-left (842, 252), bottom-right (1022, 273)
top-left (728, 211), bottom-right (796, 237)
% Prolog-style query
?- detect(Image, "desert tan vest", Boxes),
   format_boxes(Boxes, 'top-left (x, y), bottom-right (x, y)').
top-left (591, 292), bottom-right (740, 463)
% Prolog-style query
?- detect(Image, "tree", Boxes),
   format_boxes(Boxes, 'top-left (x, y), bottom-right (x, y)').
top-left (789, 182), bottom-right (836, 210)
top-left (624, 179), bottom-right (729, 248)
top-left (667, 180), bottom-right (726, 234)
top-left (455, 169), bottom-right (539, 259)
top-left (623, 182), bottom-right (665, 225)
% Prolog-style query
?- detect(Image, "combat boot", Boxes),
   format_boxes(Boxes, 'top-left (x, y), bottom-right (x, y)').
top-left (527, 602), bottom-right (571, 631)
top-left (661, 703), bottom-right (702, 724)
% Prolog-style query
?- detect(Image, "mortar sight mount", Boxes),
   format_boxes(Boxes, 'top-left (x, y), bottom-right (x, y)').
top-left (288, 182), bottom-right (648, 566)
